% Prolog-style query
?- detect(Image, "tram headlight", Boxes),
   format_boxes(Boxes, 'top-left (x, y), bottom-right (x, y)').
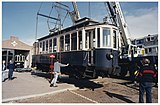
top-left (106, 53), bottom-right (113, 60)
top-left (110, 54), bottom-right (113, 59)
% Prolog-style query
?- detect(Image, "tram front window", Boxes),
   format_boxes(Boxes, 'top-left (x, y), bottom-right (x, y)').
top-left (103, 28), bottom-right (111, 47)
top-left (113, 30), bottom-right (117, 48)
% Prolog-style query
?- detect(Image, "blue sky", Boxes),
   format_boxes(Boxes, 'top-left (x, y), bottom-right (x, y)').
top-left (2, 1), bottom-right (158, 45)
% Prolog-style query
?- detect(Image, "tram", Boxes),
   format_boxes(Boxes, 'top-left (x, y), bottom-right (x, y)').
top-left (32, 17), bottom-right (121, 78)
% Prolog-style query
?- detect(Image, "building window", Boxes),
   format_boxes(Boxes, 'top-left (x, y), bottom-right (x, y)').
top-left (146, 36), bottom-right (154, 42)
top-left (65, 34), bottom-right (70, 51)
top-left (71, 32), bottom-right (77, 50)
top-left (151, 37), bottom-right (154, 41)
top-left (136, 39), bottom-right (144, 44)
top-left (103, 28), bottom-right (111, 47)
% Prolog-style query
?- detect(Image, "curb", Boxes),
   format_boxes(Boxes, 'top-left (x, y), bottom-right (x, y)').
top-left (2, 87), bottom-right (78, 103)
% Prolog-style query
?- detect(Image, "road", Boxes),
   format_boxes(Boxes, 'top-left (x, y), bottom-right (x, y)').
top-left (2, 71), bottom-right (158, 103)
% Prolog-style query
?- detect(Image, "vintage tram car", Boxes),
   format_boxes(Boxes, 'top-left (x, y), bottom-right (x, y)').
top-left (32, 17), bottom-right (121, 78)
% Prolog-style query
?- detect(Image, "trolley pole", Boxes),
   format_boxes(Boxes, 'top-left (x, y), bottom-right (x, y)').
top-left (50, 54), bottom-right (55, 82)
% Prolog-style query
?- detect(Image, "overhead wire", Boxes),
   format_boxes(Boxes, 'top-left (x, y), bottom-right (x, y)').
top-left (88, 2), bottom-right (91, 18)
top-left (35, 2), bottom-right (43, 42)
top-left (47, 3), bottom-right (54, 31)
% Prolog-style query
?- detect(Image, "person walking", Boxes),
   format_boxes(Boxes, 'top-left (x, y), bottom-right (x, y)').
top-left (8, 60), bottom-right (14, 80)
top-left (138, 58), bottom-right (157, 103)
top-left (2, 60), bottom-right (6, 82)
top-left (50, 59), bottom-right (69, 87)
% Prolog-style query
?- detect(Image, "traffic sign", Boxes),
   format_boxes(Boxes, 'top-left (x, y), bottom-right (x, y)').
top-left (50, 65), bottom-right (54, 69)
top-left (50, 54), bottom-right (55, 58)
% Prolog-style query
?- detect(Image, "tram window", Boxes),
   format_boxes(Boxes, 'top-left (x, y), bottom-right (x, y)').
top-left (71, 32), bottom-right (77, 50)
top-left (49, 39), bottom-right (52, 53)
top-left (46, 40), bottom-right (48, 52)
top-left (65, 34), bottom-right (70, 51)
top-left (89, 32), bottom-right (91, 48)
top-left (93, 30), bottom-right (96, 48)
top-left (53, 38), bottom-right (57, 52)
top-left (103, 28), bottom-right (111, 47)
top-left (40, 42), bottom-right (42, 48)
top-left (78, 31), bottom-right (82, 50)
top-left (145, 49), bottom-right (148, 54)
top-left (85, 33), bottom-right (88, 48)
top-left (113, 30), bottom-right (117, 48)
top-left (97, 28), bottom-right (100, 47)
top-left (148, 48), bottom-right (152, 53)
top-left (42, 41), bottom-right (45, 51)
top-left (60, 36), bottom-right (64, 51)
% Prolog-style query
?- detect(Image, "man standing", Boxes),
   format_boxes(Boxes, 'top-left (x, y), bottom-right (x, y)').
top-left (8, 60), bottom-right (14, 80)
top-left (138, 58), bottom-right (157, 103)
top-left (50, 59), bottom-right (69, 87)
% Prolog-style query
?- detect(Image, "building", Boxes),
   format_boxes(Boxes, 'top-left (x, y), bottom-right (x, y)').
top-left (2, 36), bottom-right (33, 68)
top-left (132, 34), bottom-right (158, 56)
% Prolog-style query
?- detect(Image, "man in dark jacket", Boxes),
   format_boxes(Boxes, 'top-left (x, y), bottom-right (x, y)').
top-left (138, 58), bottom-right (157, 103)
top-left (8, 60), bottom-right (14, 80)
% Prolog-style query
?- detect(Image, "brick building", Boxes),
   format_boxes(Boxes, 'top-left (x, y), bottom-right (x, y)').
top-left (2, 36), bottom-right (33, 68)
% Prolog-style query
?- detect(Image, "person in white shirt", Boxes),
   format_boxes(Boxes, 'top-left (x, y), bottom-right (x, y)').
top-left (50, 59), bottom-right (69, 87)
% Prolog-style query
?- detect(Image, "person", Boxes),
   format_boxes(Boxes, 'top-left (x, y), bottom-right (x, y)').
top-left (8, 60), bottom-right (14, 80)
top-left (24, 59), bottom-right (29, 68)
top-left (138, 58), bottom-right (157, 103)
top-left (2, 60), bottom-right (6, 82)
top-left (50, 59), bottom-right (69, 87)
top-left (154, 64), bottom-right (158, 87)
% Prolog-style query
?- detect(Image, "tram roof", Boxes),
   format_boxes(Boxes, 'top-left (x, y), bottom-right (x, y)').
top-left (38, 17), bottom-right (99, 41)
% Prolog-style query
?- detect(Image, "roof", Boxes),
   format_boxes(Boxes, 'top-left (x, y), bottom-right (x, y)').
top-left (2, 36), bottom-right (32, 50)
top-left (38, 17), bottom-right (99, 41)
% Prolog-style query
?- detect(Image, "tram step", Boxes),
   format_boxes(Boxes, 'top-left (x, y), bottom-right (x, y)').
top-left (84, 71), bottom-right (95, 78)
top-left (83, 74), bottom-right (94, 78)
top-left (85, 69), bottom-right (94, 72)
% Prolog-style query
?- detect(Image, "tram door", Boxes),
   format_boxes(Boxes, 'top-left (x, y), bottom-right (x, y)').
top-left (85, 30), bottom-right (95, 65)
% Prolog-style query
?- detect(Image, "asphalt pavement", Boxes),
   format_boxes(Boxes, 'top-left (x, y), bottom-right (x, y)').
top-left (2, 70), bottom-right (77, 102)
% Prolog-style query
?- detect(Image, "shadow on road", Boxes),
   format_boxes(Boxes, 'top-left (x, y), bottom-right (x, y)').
top-left (31, 71), bottom-right (50, 79)
top-left (31, 71), bottom-right (103, 90)
top-left (60, 77), bottom-right (103, 91)
top-left (103, 91), bottom-right (135, 103)
top-left (113, 82), bottom-right (139, 91)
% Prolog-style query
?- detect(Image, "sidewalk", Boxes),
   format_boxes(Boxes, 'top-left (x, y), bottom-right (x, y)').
top-left (2, 71), bottom-right (77, 102)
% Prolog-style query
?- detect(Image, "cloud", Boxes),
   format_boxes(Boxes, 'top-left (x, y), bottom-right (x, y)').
top-left (125, 7), bottom-right (158, 39)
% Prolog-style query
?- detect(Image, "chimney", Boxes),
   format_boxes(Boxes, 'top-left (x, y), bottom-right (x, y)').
top-left (10, 36), bottom-right (19, 41)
